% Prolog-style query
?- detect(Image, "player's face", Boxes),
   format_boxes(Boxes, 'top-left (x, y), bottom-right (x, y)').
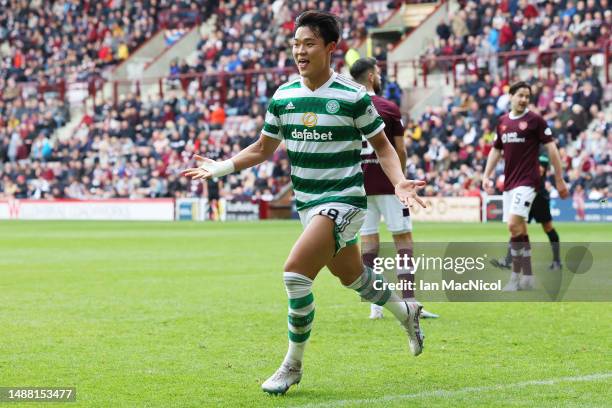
top-left (510, 87), bottom-right (531, 114)
top-left (372, 66), bottom-right (382, 95)
top-left (292, 26), bottom-right (335, 79)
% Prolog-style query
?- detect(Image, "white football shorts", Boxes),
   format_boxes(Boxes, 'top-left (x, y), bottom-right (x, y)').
top-left (502, 185), bottom-right (537, 222)
top-left (299, 202), bottom-right (365, 253)
top-left (360, 194), bottom-right (412, 235)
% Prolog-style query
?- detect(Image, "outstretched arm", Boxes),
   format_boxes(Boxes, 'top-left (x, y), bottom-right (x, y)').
top-left (368, 130), bottom-right (426, 208)
top-left (183, 134), bottom-right (281, 180)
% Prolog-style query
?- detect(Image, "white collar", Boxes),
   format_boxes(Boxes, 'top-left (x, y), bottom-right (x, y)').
top-left (300, 70), bottom-right (336, 93)
top-left (509, 109), bottom-right (529, 120)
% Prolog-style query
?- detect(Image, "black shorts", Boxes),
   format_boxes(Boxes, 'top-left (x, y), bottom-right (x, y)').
top-left (528, 193), bottom-right (552, 224)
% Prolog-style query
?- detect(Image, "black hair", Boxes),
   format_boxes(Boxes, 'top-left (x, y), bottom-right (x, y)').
top-left (509, 81), bottom-right (532, 96)
top-left (295, 10), bottom-right (340, 45)
top-left (349, 57), bottom-right (377, 83)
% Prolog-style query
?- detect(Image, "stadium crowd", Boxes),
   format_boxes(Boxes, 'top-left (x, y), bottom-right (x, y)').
top-left (432, 0), bottom-right (610, 65)
top-left (0, 0), bottom-right (214, 168)
top-left (0, 0), bottom-right (398, 203)
top-left (405, 64), bottom-right (609, 201)
top-left (0, 0), bottom-right (214, 83)
top-left (172, 0), bottom-right (393, 83)
top-left (422, 0), bottom-right (611, 199)
top-left (0, 0), bottom-right (609, 209)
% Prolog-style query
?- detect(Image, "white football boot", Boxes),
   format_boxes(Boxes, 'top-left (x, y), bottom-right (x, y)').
top-left (261, 362), bottom-right (302, 395)
top-left (519, 274), bottom-right (536, 290)
top-left (404, 298), bottom-right (439, 319)
top-left (401, 301), bottom-right (424, 356)
top-left (503, 272), bottom-right (520, 291)
top-left (369, 303), bottom-right (384, 319)
top-left (420, 308), bottom-right (440, 319)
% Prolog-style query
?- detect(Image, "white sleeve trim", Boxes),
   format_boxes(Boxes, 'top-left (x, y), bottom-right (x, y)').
top-left (363, 122), bottom-right (386, 139)
top-left (261, 130), bottom-right (283, 140)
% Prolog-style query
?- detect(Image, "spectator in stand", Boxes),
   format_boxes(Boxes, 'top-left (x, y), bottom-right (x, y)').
top-left (432, 0), bottom-right (608, 64)
top-left (0, 0), bottom-right (214, 83)
top-left (1, 0), bottom-right (609, 208)
top-left (402, 63), bottom-right (609, 200)
top-left (384, 77), bottom-right (403, 107)
top-left (0, 1), bottom-right (216, 196)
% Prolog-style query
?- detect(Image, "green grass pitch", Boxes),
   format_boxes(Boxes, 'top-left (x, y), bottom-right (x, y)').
top-left (0, 221), bottom-right (610, 407)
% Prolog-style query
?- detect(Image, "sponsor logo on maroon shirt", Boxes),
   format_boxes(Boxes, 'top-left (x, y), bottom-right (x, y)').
top-left (361, 95), bottom-right (405, 195)
top-left (494, 110), bottom-right (553, 191)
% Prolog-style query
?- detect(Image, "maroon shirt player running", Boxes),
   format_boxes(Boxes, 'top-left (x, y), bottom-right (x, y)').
top-left (483, 81), bottom-right (569, 291)
top-left (350, 57), bottom-right (438, 319)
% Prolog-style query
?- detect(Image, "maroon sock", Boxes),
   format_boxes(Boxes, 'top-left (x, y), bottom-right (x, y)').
top-left (397, 248), bottom-right (414, 299)
top-left (510, 235), bottom-right (524, 273)
top-left (362, 252), bottom-right (377, 269)
top-left (522, 235), bottom-right (532, 275)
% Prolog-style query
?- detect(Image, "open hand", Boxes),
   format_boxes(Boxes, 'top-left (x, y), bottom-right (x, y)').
top-left (394, 180), bottom-right (427, 208)
top-left (182, 154), bottom-right (215, 180)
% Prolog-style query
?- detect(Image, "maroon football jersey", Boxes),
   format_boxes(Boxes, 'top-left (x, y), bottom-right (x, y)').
top-left (494, 110), bottom-right (553, 191)
top-left (361, 94), bottom-right (405, 195)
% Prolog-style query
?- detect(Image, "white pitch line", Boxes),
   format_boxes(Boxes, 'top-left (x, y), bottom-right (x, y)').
top-left (289, 372), bottom-right (612, 408)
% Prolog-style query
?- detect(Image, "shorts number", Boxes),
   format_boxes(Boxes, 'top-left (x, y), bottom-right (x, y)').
top-left (513, 193), bottom-right (522, 205)
top-left (319, 207), bottom-right (361, 233)
top-left (319, 208), bottom-right (339, 221)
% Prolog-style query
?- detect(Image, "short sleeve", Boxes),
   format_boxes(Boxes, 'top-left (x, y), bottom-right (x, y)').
top-left (538, 116), bottom-right (554, 144)
top-left (354, 89), bottom-right (385, 139)
top-left (494, 121), bottom-right (503, 150)
top-left (389, 103), bottom-right (405, 137)
top-left (262, 95), bottom-right (283, 140)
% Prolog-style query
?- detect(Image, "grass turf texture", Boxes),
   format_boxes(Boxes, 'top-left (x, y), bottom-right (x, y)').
top-left (0, 221), bottom-right (610, 407)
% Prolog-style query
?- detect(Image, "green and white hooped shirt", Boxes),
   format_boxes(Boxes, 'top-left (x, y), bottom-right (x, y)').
top-left (262, 71), bottom-right (385, 211)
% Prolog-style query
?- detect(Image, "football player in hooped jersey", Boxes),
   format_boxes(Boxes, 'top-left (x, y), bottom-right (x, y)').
top-left (350, 57), bottom-right (438, 320)
top-left (483, 81), bottom-right (569, 291)
top-left (183, 11), bottom-right (427, 395)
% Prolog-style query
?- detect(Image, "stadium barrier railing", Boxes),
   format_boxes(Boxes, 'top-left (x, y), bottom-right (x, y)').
top-left (386, 41), bottom-right (611, 88)
top-left (105, 66), bottom-right (299, 106)
top-left (102, 41), bottom-right (611, 105)
top-left (11, 79), bottom-right (67, 104)
top-left (158, 8), bottom-right (202, 29)
top-left (15, 41), bottom-right (608, 107)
